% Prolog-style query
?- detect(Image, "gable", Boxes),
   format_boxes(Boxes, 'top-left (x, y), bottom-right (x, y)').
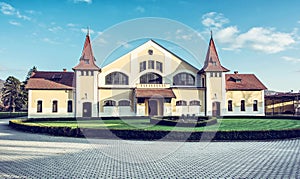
top-left (102, 40), bottom-right (199, 75)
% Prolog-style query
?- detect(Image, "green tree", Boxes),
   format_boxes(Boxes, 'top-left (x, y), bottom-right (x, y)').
top-left (1, 76), bottom-right (24, 112)
top-left (21, 66), bottom-right (37, 110)
top-left (24, 66), bottom-right (37, 84)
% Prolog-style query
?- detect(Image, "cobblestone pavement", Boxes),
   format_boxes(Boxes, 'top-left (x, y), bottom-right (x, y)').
top-left (1, 119), bottom-right (300, 178)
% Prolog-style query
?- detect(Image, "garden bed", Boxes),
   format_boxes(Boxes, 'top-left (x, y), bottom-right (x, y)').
top-left (150, 116), bottom-right (217, 127)
top-left (8, 117), bottom-right (300, 141)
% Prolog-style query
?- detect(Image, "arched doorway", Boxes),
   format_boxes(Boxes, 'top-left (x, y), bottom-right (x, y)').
top-left (148, 99), bottom-right (163, 116)
top-left (83, 102), bottom-right (92, 117)
top-left (212, 101), bottom-right (220, 117)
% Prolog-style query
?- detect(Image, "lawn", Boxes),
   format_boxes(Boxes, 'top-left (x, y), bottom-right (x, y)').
top-left (22, 118), bottom-right (300, 132)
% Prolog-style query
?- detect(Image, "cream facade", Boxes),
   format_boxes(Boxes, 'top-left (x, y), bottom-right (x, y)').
top-left (26, 34), bottom-right (267, 118)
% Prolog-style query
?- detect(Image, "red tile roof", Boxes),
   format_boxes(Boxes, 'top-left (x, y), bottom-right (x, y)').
top-left (135, 89), bottom-right (176, 98)
top-left (73, 34), bottom-right (100, 70)
top-left (200, 37), bottom-right (229, 72)
top-left (226, 74), bottom-right (267, 90)
top-left (26, 71), bottom-right (74, 90)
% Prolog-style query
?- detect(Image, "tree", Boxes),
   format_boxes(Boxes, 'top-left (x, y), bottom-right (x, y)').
top-left (21, 66), bottom-right (37, 110)
top-left (1, 76), bottom-right (24, 112)
top-left (24, 66), bottom-right (37, 84)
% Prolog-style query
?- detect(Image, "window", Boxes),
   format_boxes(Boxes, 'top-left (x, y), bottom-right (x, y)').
top-left (52, 74), bottom-right (62, 80)
top-left (212, 61), bottom-right (217, 66)
top-left (118, 100), bottom-right (130, 106)
top-left (173, 72), bottom-right (195, 86)
top-left (201, 78), bottom-right (205, 87)
top-left (148, 49), bottom-right (153, 55)
top-left (137, 98), bottom-right (145, 103)
top-left (104, 100), bottom-right (116, 106)
top-left (140, 73), bottom-right (162, 84)
top-left (84, 59), bottom-right (89, 64)
top-left (253, 100), bottom-right (258, 111)
top-left (190, 100), bottom-right (200, 106)
top-left (81, 71), bottom-right (84, 76)
top-left (148, 60), bottom-right (154, 69)
top-left (176, 100), bottom-right (187, 106)
top-left (241, 100), bottom-right (245, 111)
top-left (52, 100), bottom-right (58, 113)
top-left (85, 71), bottom-right (89, 76)
top-left (228, 100), bottom-right (233, 112)
top-left (156, 61), bottom-right (163, 72)
top-left (90, 71), bottom-right (94, 76)
top-left (219, 72), bottom-right (222, 77)
top-left (210, 72), bottom-right (213, 77)
top-left (105, 72), bottom-right (129, 85)
top-left (67, 100), bottom-right (73, 113)
top-left (164, 98), bottom-right (171, 103)
top-left (37, 100), bottom-right (42, 113)
top-left (140, 61), bottom-right (146, 72)
top-left (236, 79), bottom-right (242, 83)
top-left (214, 72), bottom-right (218, 77)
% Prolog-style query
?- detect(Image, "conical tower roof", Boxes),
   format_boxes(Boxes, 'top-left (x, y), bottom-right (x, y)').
top-left (200, 35), bottom-right (229, 72)
top-left (73, 32), bottom-right (100, 70)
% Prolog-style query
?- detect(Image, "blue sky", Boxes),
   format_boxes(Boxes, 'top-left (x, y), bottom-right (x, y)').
top-left (1, 0), bottom-right (300, 92)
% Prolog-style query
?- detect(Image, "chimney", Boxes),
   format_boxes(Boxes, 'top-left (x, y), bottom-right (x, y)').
top-left (63, 68), bottom-right (67, 72)
top-left (234, 71), bottom-right (238, 74)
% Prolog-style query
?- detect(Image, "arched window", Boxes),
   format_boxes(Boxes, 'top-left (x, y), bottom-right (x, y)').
top-left (52, 100), bottom-right (58, 113)
top-left (118, 100), bottom-right (130, 106)
top-left (228, 100), bottom-right (233, 112)
top-left (176, 100), bottom-right (187, 106)
top-left (37, 100), bottom-right (42, 113)
top-left (173, 72), bottom-right (195, 86)
top-left (67, 100), bottom-right (73, 113)
top-left (241, 100), bottom-right (245, 111)
top-left (105, 72), bottom-right (128, 85)
top-left (140, 73), bottom-right (162, 84)
top-left (104, 100), bottom-right (116, 106)
top-left (253, 100), bottom-right (258, 111)
top-left (189, 100), bottom-right (200, 106)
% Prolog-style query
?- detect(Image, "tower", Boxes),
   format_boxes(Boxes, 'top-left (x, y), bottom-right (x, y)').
top-left (73, 32), bottom-right (100, 118)
top-left (199, 35), bottom-right (229, 117)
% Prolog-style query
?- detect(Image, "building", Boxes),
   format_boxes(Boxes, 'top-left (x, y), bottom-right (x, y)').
top-left (265, 92), bottom-right (300, 115)
top-left (26, 33), bottom-right (267, 118)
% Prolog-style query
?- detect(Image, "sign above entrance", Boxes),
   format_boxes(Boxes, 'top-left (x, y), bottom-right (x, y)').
top-left (136, 83), bottom-right (170, 88)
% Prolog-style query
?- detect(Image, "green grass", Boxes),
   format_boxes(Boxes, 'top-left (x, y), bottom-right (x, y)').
top-left (22, 118), bottom-right (300, 132)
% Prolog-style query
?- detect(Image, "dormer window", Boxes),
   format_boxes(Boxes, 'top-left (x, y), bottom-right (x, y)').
top-left (236, 79), bottom-right (241, 83)
top-left (84, 59), bottom-right (89, 64)
top-left (212, 61), bottom-right (217, 66)
top-left (51, 74), bottom-right (62, 80)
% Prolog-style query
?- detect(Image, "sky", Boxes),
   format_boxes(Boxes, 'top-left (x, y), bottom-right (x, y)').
top-left (0, 0), bottom-right (300, 92)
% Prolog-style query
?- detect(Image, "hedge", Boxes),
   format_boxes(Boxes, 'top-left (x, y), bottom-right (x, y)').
top-left (150, 117), bottom-right (217, 127)
top-left (9, 119), bottom-right (300, 141)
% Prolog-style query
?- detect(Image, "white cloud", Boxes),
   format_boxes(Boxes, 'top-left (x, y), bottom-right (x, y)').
top-left (0, 2), bottom-right (31, 20)
top-left (48, 26), bottom-right (63, 33)
top-left (42, 38), bottom-right (59, 44)
top-left (236, 27), bottom-right (295, 53)
top-left (282, 56), bottom-right (300, 63)
top-left (135, 6), bottom-right (145, 13)
top-left (202, 12), bottom-right (229, 28)
top-left (73, 0), bottom-right (92, 4)
top-left (67, 23), bottom-right (78, 27)
top-left (81, 28), bottom-right (94, 34)
top-left (117, 41), bottom-right (131, 49)
top-left (174, 28), bottom-right (194, 41)
top-left (202, 12), bottom-right (296, 54)
top-left (9, 20), bottom-right (21, 26)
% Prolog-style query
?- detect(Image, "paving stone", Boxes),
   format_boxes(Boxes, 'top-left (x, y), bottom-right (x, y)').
top-left (0, 118), bottom-right (300, 178)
